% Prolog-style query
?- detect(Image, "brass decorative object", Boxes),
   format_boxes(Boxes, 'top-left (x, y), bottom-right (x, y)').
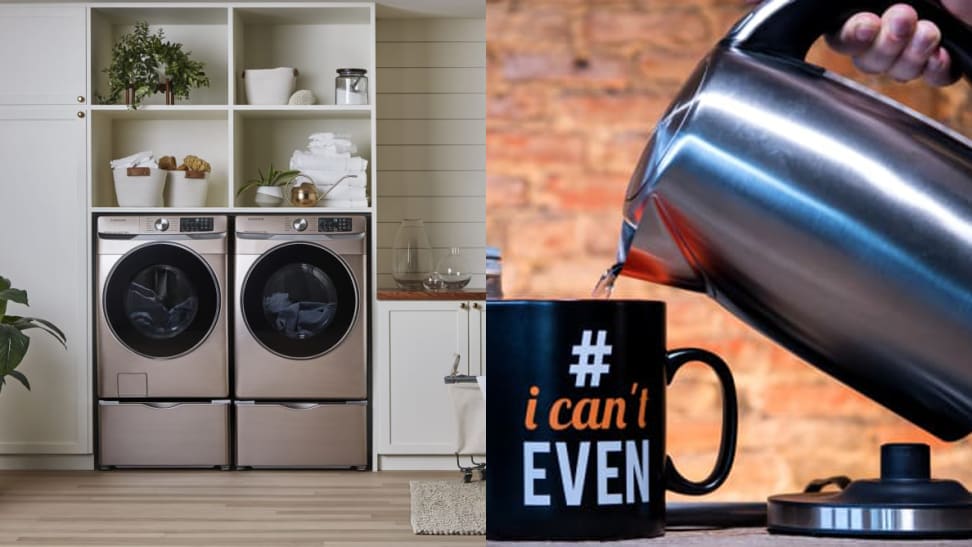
top-left (290, 181), bottom-right (319, 207)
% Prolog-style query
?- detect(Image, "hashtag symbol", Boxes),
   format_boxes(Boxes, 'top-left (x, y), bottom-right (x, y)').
top-left (568, 330), bottom-right (612, 388)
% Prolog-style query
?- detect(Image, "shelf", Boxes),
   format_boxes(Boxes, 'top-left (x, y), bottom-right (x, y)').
top-left (232, 207), bottom-right (373, 214)
top-left (87, 6), bottom-right (227, 26)
top-left (90, 6), bottom-right (229, 107)
top-left (91, 207), bottom-right (374, 215)
top-left (91, 114), bottom-right (230, 208)
top-left (234, 113), bottom-right (372, 208)
top-left (233, 105), bottom-right (372, 119)
top-left (90, 105), bottom-right (230, 120)
top-left (233, 5), bottom-right (373, 106)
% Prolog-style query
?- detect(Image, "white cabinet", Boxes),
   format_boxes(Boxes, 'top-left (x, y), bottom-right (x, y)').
top-left (0, 6), bottom-right (85, 105)
top-left (376, 299), bottom-right (484, 463)
top-left (0, 107), bottom-right (88, 454)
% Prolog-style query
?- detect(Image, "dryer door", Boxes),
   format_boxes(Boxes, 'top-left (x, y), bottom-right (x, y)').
top-left (104, 242), bottom-right (220, 359)
top-left (241, 242), bottom-right (358, 359)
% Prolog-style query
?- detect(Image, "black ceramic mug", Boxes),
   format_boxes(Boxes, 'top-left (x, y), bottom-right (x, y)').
top-left (486, 300), bottom-right (738, 541)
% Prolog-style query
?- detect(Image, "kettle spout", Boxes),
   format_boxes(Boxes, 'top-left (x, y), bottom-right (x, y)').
top-left (616, 194), bottom-right (705, 292)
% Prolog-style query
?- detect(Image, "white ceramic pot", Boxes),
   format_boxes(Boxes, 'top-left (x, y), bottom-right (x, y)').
top-left (113, 167), bottom-right (165, 207)
top-left (165, 170), bottom-right (209, 208)
top-left (243, 67), bottom-right (297, 105)
top-left (254, 186), bottom-right (284, 207)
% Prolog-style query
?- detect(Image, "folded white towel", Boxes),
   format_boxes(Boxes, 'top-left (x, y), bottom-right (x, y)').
top-left (306, 148), bottom-right (353, 159)
top-left (300, 170), bottom-right (367, 187)
top-left (308, 142), bottom-right (357, 155)
top-left (316, 185), bottom-right (367, 200)
top-left (291, 151), bottom-right (367, 172)
top-left (308, 132), bottom-right (337, 141)
top-left (318, 199), bottom-right (369, 209)
top-left (110, 150), bottom-right (157, 169)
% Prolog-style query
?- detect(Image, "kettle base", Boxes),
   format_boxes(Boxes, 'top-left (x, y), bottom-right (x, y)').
top-left (767, 444), bottom-right (972, 539)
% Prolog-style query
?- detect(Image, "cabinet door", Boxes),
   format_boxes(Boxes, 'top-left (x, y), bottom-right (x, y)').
top-left (0, 107), bottom-right (88, 453)
top-left (381, 301), bottom-right (469, 454)
top-left (0, 6), bottom-right (86, 105)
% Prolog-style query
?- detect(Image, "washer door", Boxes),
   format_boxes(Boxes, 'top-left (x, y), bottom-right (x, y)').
top-left (104, 242), bottom-right (220, 359)
top-left (242, 242), bottom-right (358, 359)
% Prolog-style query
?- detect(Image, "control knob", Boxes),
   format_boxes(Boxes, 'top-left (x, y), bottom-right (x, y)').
top-left (293, 218), bottom-right (308, 232)
top-left (154, 218), bottom-right (169, 232)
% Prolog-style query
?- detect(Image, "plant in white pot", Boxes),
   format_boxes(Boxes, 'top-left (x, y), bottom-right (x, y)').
top-left (0, 276), bottom-right (66, 391)
top-left (236, 163), bottom-right (301, 207)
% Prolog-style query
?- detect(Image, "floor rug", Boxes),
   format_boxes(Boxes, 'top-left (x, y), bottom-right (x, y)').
top-left (410, 479), bottom-right (486, 535)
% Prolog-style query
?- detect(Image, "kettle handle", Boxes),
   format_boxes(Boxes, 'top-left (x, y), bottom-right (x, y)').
top-left (726, 0), bottom-right (972, 84)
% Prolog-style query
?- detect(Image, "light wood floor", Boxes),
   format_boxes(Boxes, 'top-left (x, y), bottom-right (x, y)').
top-left (0, 470), bottom-right (483, 546)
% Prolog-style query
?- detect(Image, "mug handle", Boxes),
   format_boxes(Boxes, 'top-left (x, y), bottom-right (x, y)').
top-left (664, 348), bottom-right (738, 495)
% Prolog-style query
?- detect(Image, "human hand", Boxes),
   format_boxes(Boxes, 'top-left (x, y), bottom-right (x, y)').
top-left (743, 1), bottom-right (972, 86)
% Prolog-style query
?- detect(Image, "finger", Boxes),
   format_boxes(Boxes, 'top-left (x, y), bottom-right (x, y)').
top-left (923, 48), bottom-right (958, 86)
top-left (887, 19), bottom-right (941, 82)
top-left (854, 4), bottom-right (918, 75)
top-left (826, 12), bottom-right (881, 56)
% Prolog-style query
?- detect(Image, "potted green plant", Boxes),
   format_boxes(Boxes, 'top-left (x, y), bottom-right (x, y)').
top-left (0, 276), bottom-right (65, 391)
top-left (98, 21), bottom-right (210, 109)
top-left (237, 163), bottom-right (301, 207)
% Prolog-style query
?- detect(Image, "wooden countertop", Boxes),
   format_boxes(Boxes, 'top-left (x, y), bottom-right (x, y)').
top-left (377, 289), bottom-right (486, 301)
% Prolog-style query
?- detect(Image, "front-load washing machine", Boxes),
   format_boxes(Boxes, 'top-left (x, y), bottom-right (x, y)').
top-left (234, 215), bottom-right (367, 399)
top-left (96, 215), bottom-right (230, 468)
top-left (234, 215), bottom-right (368, 468)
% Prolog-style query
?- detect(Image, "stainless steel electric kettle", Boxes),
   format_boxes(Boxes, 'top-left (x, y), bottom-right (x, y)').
top-left (616, 0), bottom-right (972, 440)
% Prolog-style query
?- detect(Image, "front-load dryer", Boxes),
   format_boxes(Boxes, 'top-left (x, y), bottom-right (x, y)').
top-left (234, 215), bottom-right (367, 399)
top-left (96, 215), bottom-right (229, 398)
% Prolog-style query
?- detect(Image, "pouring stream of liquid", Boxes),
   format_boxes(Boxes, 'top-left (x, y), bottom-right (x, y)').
top-left (592, 262), bottom-right (624, 299)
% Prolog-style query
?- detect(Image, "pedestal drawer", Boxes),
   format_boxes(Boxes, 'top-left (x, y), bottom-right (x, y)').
top-left (98, 400), bottom-right (230, 468)
top-left (235, 402), bottom-right (367, 469)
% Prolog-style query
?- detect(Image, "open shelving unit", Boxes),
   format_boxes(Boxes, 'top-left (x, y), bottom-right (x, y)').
top-left (86, 2), bottom-right (376, 211)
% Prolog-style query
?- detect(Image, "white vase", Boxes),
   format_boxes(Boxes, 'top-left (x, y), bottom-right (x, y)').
top-left (254, 186), bottom-right (284, 207)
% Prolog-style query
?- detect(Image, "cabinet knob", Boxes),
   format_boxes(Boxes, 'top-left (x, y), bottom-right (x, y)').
top-left (460, 302), bottom-right (468, 310)
top-left (472, 302), bottom-right (482, 310)
top-left (76, 95), bottom-right (85, 103)
top-left (76, 111), bottom-right (85, 118)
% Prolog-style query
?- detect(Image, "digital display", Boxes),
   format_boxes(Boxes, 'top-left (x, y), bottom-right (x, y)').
top-left (318, 217), bottom-right (353, 233)
top-left (180, 217), bottom-right (214, 232)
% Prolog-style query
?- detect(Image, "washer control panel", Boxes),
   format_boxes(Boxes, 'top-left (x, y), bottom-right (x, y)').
top-left (98, 216), bottom-right (227, 236)
top-left (318, 217), bottom-right (353, 233)
top-left (180, 217), bottom-right (215, 232)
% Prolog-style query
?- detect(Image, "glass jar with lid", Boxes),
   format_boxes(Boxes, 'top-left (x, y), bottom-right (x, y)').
top-left (335, 68), bottom-right (368, 105)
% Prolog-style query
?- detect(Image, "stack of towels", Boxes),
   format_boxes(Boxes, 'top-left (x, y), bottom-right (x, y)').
top-left (111, 150), bottom-right (158, 169)
top-left (290, 133), bottom-right (368, 208)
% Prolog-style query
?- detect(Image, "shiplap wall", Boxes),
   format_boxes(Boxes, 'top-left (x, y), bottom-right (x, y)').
top-left (376, 18), bottom-right (486, 289)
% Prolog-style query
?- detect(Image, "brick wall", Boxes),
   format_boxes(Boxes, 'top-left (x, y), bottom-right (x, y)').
top-left (486, 0), bottom-right (972, 500)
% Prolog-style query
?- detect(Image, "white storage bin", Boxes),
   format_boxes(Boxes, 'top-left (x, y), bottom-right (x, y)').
top-left (243, 67), bottom-right (297, 105)
top-left (112, 167), bottom-right (165, 207)
top-left (165, 170), bottom-right (210, 208)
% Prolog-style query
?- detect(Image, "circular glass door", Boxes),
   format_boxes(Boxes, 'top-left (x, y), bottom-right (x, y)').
top-left (242, 242), bottom-right (358, 359)
top-left (104, 242), bottom-right (220, 359)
